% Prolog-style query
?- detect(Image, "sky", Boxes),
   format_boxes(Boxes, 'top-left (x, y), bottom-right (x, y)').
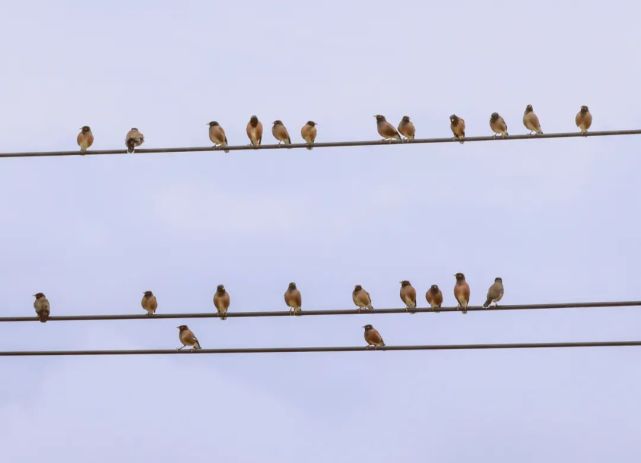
top-left (0, 0), bottom-right (640, 461)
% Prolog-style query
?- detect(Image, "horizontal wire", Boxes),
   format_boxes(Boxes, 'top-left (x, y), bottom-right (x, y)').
top-left (0, 129), bottom-right (639, 158)
top-left (1, 340), bottom-right (640, 356)
top-left (2, 300), bottom-right (640, 323)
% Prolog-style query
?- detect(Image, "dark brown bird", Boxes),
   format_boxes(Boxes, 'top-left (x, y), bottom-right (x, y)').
top-left (284, 282), bottom-right (302, 315)
top-left (246, 115), bottom-right (263, 147)
top-left (575, 105), bottom-right (592, 134)
top-left (33, 292), bottom-right (50, 323)
top-left (77, 126), bottom-right (94, 153)
top-left (398, 116), bottom-right (415, 141)
top-left (489, 113), bottom-right (508, 137)
top-left (177, 325), bottom-right (202, 350)
top-left (208, 121), bottom-right (229, 153)
top-left (523, 105), bottom-right (543, 134)
top-left (426, 284), bottom-right (443, 312)
top-left (141, 290), bottom-right (157, 316)
top-left (483, 277), bottom-right (504, 308)
top-left (213, 284), bottom-right (230, 320)
top-left (399, 280), bottom-right (417, 312)
top-left (125, 128), bottom-right (144, 153)
top-left (450, 114), bottom-right (465, 143)
top-left (375, 115), bottom-right (401, 141)
top-left (301, 121), bottom-right (317, 149)
top-left (363, 324), bottom-right (385, 348)
top-left (454, 273), bottom-right (471, 314)
top-left (272, 120), bottom-right (291, 145)
top-left (353, 285), bottom-right (373, 311)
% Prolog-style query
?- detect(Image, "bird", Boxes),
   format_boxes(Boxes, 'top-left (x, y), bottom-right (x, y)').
top-left (483, 277), bottom-right (504, 308)
top-left (575, 105), bottom-right (592, 135)
top-left (177, 325), bottom-right (201, 350)
top-left (375, 115), bottom-right (401, 141)
top-left (141, 290), bottom-right (157, 316)
top-left (272, 120), bottom-right (291, 145)
top-left (125, 128), bottom-right (144, 153)
top-left (489, 113), bottom-right (508, 137)
top-left (398, 116), bottom-right (415, 141)
top-left (77, 126), bottom-right (94, 153)
top-left (246, 115), bottom-right (263, 147)
top-left (284, 282), bottom-right (302, 315)
top-left (426, 284), bottom-right (443, 312)
top-left (363, 324), bottom-right (385, 349)
top-left (353, 285), bottom-right (374, 311)
top-left (450, 114), bottom-right (465, 143)
top-left (399, 280), bottom-right (417, 312)
top-left (523, 105), bottom-right (543, 134)
top-left (453, 273), bottom-right (471, 314)
top-left (213, 284), bottom-right (230, 320)
top-left (208, 121), bottom-right (229, 153)
top-left (301, 121), bottom-right (317, 149)
top-left (33, 292), bottom-right (50, 323)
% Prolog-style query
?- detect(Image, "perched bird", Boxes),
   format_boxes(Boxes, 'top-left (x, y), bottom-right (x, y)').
top-left (125, 128), bottom-right (144, 153)
top-left (353, 285), bottom-right (374, 311)
top-left (284, 282), bottom-right (302, 315)
top-left (272, 120), bottom-right (291, 145)
top-left (375, 114), bottom-right (401, 141)
top-left (453, 273), bottom-right (471, 314)
top-left (489, 112), bottom-right (508, 137)
top-left (208, 121), bottom-right (229, 153)
top-left (450, 114), bottom-right (465, 143)
top-left (399, 280), bottom-right (417, 312)
top-left (363, 324), bottom-right (385, 348)
top-left (213, 284), bottom-right (230, 320)
top-left (141, 290), bottom-right (157, 316)
top-left (77, 126), bottom-right (94, 153)
top-left (301, 121), bottom-right (317, 149)
top-left (483, 277), bottom-right (504, 308)
top-left (575, 105), bottom-right (592, 134)
top-left (33, 292), bottom-right (50, 323)
top-left (523, 105), bottom-right (543, 134)
top-left (398, 116), bottom-right (416, 141)
top-left (246, 115), bottom-right (263, 147)
top-left (426, 284), bottom-right (443, 312)
top-left (177, 325), bottom-right (201, 350)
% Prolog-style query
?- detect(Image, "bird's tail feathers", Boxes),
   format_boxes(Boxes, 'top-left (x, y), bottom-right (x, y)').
top-left (127, 140), bottom-right (135, 153)
top-left (38, 310), bottom-right (49, 323)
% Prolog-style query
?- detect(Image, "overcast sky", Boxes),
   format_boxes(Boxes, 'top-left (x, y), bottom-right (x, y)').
top-left (1, 0), bottom-right (640, 461)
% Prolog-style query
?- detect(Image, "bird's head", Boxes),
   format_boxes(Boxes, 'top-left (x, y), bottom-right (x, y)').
top-left (495, 277), bottom-right (503, 283)
top-left (525, 105), bottom-right (533, 113)
top-left (490, 112), bottom-right (499, 122)
top-left (208, 121), bottom-right (219, 127)
top-left (177, 325), bottom-right (187, 331)
top-left (401, 116), bottom-right (410, 123)
top-left (450, 114), bottom-right (459, 123)
top-left (143, 290), bottom-right (153, 297)
top-left (288, 282), bottom-right (297, 290)
top-left (454, 272), bottom-right (465, 281)
top-left (216, 284), bottom-right (225, 293)
top-left (374, 115), bottom-right (386, 122)
top-left (581, 105), bottom-right (589, 113)
top-left (33, 292), bottom-right (45, 299)
top-left (400, 280), bottom-right (411, 287)
top-left (81, 125), bottom-right (91, 133)
top-left (354, 284), bottom-right (363, 292)
top-left (306, 121), bottom-right (316, 127)
top-left (273, 120), bottom-right (283, 126)
top-left (249, 115), bottom-right (259, 126)
top-left (430, 284), bottom-right (439, 292)
top-left (363, 324), bottom-right (373, 331)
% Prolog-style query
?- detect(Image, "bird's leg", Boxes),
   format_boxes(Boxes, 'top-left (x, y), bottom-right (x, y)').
top-left (177, 346), bottom-right (185, 350)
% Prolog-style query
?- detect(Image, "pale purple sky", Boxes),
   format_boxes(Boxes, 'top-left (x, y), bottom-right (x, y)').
top-left (1, 0), bottom-right (640, 461)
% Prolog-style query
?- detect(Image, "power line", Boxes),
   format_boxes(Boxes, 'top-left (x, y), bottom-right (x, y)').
top-left (2, 300), bottom-right (639, 323)
top-left (1, 340), bottom-right (640, 356)
top-left (1, 129), bottom-right (639, 158)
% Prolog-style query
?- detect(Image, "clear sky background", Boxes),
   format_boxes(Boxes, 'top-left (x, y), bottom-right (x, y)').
top-left (0, 0), bottom-right (640, 461)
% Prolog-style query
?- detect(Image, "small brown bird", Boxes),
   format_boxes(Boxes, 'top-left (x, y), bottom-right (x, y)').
top-left (489, 113), bottom-right (508, 137)
top-left (77, 126), bottom-right (94, 153)
top-left (177, 325), bottom-right (202, 350)
top-left (213, 284), bottom-right (230, 320)
top-left (450, 114), bottom-right (465, 143)
top-left (208, 121), bottom-right (229, 153)
top-left (125, 128), bottom-right (144, 153)
top-left (301, 121), bottom-right (317, 149)
top-left (141, 290), bottom-right (157, 316)
top-left (398, 116), bottom-right (416, 141)
top-left (523, 105), bottom-right (543, 134)
top-left (454, 273), bottom-right (471, 314)
top-left (399, 280), bottom-right (417, 312)
top-left (363, 324), bottom-right (385, 348)
top-left (353, 285), bottom-right (374, 311)
top-left (284, 282), bottom-right (302, 315)
top-left (375, 115), bottom-right (401, 141)
top-left (483, 277), bottom-right (504, 308)
top-left (246, 115), bottom-right (263, 147)
top-left (426, 284), bottom-right (443, 312)
top-left (575, 105), bottom-right (592, 135)
top-left (272, 120), bottom-right (291, 145)
top-left (33, 292), bottom-right (50, 323)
